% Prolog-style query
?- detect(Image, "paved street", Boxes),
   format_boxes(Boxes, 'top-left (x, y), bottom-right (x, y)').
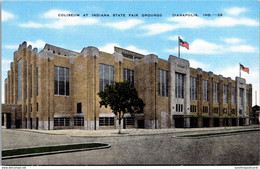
top-left (1, 126), bottom-right (259, 165)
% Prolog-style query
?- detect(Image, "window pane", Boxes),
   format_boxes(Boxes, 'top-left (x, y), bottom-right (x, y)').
top-left (123, 69), bottom-right (127, 81)
top-left (59, 67), bottom-right (65, 95)
top-left (99, 64), bottom-right (104, 91)
top-left (54, 66), bottom-right (59, 95)
top-left (104, 65), bottom-right (109, 88)
top-left (66, 68), bottom-right (69, 96)
top-left (131, 70), bottom-right (135, 86)
top-left (110, 66), bottom-right (114, 85)
top-left (162, 70), bottom-right (165, 96)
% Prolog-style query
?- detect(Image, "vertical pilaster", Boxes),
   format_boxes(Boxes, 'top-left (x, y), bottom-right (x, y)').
top-left (21, 42), bottom-right (28, 128)
top-left (219, 75), bottom-right (224, 117)
top-left (13, 53), bottom-right (18, 104)
top-left (227, 78), bottom-right (232, 116)
top-left (10, 63), bottom-right (13, 104)
top-left (197, 68), bottom-right (203, 116)
top-left (208, 72), bottom-right (213, 116)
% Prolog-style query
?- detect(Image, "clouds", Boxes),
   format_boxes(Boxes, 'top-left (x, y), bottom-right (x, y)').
top-left (224, 7), bottom-right (247, 16)
top-left (165, 39), bottom-right (223, 55)
top-left (2, 59), bottom-right (13, 71)
top-left (140, 7), bottom-right (258, 36)
top-left (20, 9), bottom-right (99, 29)
top-left (104, 19), bottom-right (143, 30)
top-left (223, 38), bottom-right (244, 44)
top-left (165, 38), bottom-right (257, 55)
top-left (142, 15), bottom-right (258, 36)
top-left (189, 59), bottom-right (209, 70)
top-left (141, 23), bottom-right (176, 36)
top-left (2, 10), bottom-right (14, 22)
top-left (4, 40), bottom-right (46, 50)
top-left (19, 9), bottom-right (143, 30)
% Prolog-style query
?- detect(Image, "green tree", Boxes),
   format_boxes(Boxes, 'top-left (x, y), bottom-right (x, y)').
top-left (98, 81), bottom-right (145, 134)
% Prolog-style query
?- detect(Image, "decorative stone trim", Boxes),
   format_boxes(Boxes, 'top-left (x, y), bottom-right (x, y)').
top-left (144, 54), bottom-right (158, 64)
top-left (99, 113), bottom-right (115, 117)
top-left (81, 46), bottom-right (100, 58)
top-left (114, 51), bottom-right (124, 63)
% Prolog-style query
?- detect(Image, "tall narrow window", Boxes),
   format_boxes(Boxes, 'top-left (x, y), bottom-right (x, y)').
top-left (239, 88), bottom-right (244, 106)
top-left (175, 73), bottom-right (184, 98)
top-left (99, 64), bottom-right (114, 91)
top-left (59, 67), bottom-right (65, 95)
top-left (213, 82), bottom-right (219, 103)
top-left (159, 69), bottom-right (169, 97)
top-left (65, 68), bottom-right (69, 96)
top-left (36, 67), bottom-right (39, 96)
top-left (203, 80), bottom-right (209, 101)
top-left (54, 66), bottom-right (69, 96)
top-left (232, 87), bottom-right (236, 104)
top-left (223, 85), bottom-right (228, 104)
top-left (190, 77), bottom-right (197, 100)
top-left (17, 59), bottom-right (22, 102)
top-left (123, 68), bottom-right (134, 86)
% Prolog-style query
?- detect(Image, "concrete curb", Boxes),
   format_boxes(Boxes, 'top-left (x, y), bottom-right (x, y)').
top-left (2, 143), bottom-right (111, 160)
top-left (15, 129), bottom-right (66, 136)
top-left (70, 126), bottom-right (260, 138)
top-left (172, 129), bottom-right (260, 139)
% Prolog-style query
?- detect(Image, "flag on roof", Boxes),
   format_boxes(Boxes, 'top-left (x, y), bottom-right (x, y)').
top-left (240, 64), bottom-right (249, 74)
top-left (179, 38), bottom-right (189, 50)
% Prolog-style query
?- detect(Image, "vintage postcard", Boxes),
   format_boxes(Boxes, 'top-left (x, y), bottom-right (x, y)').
top-left (1, 0), bottom-right (259, 167)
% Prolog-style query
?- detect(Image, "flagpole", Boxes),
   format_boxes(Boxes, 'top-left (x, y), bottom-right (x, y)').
top-left (178, 36), bottom-right (180, 58)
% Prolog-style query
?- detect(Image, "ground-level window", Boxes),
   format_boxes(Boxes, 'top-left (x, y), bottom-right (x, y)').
top-left (54, 117), bottom-right (70, 126)
top-left (190, 105), bottom-right (196, 113)
top-left (203, 106), bottom-right (208, 113)
top-left (213, 107), bottom-right (219, 114)
top-left (125, 117), bottom-right (135, 125)
top-left (74, 117), bottom-right (84, 126)
top-left (99, 117), bottom-right (114, 126)
top-left (176, 104), bottom-right (183, 112)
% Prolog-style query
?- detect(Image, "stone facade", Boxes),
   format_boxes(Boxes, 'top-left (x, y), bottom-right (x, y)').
top-left (3, 41), bottom-right (252, 130)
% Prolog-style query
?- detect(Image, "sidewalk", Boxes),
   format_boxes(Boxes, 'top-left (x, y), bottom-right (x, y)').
top-left (16, 125), bottom-right (259, 137)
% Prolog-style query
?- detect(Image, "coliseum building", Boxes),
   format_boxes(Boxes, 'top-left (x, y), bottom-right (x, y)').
top-left (2, 41), bottom-right (252, 130)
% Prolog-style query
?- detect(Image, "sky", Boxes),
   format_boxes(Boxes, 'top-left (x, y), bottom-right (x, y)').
top-left (1, 0), bottom-right (259, 105)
